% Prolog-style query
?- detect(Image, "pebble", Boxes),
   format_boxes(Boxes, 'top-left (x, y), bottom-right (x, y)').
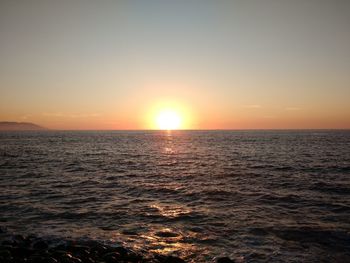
top-left (0, 249), bottom-right (11, 258)
top-left (102, 251), bottom-right (121, 262)
top-left (217, 257), bottom-right (235, 263)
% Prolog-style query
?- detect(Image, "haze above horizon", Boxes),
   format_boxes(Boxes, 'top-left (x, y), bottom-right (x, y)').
top-left (1, 0), bottom-right (349, 130)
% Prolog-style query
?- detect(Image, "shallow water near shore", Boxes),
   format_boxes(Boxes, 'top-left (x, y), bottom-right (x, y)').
top-left (1, 130), bottom-right (350, 262)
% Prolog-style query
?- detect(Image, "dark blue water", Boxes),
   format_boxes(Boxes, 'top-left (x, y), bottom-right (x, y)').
top-left (1, 130), bottom-right (350, 262)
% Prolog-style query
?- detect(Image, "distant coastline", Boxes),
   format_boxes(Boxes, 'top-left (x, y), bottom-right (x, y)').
top-left (0, 122), bottom-right (47, 131)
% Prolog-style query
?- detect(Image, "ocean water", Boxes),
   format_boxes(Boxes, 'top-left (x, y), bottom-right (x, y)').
top-left (0, 130), bottom-right (350, 262)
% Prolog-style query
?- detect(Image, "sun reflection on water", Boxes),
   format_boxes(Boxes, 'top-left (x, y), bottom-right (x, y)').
top-left (108, 202), bottom-right (212, 262)
top-left (111, 225), bottom-right (208, 262)
top-left (139, 227), bottom-right (204, 261)
top-left (164, 147), bottom-right (175, 154)
top-left (150, 203), bottom-right (192, 218)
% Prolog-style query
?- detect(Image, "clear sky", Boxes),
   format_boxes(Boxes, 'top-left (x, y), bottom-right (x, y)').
top-left (0, 0), bottom-right (349, 129)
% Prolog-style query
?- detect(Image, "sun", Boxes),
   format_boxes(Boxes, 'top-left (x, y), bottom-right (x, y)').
top-left (156, 110), bottom-right (181, 130)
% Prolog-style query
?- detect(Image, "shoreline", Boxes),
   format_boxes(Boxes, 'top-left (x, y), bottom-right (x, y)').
top-left (0, 231), bottom-right (235, 263)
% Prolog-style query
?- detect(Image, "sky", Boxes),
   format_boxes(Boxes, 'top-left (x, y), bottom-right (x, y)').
top-left (0, 0), bottom-right (349, 130)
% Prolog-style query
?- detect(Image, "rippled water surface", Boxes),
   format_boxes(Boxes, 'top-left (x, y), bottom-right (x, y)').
top-left (1, 131), bottom-right (350, 262)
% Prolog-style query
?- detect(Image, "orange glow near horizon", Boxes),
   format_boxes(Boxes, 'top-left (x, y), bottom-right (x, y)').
top-left (156, 110), bottom-right (181, 130)
top-left (143, 100), bottom-right (194, 130)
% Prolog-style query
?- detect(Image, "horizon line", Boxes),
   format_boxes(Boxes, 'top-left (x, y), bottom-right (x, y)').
top-left (2, 128), bottom-right (349, 132)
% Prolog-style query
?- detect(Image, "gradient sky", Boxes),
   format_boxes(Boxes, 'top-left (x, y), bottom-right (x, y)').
top-left (0, 0), bottom-right (349, 129)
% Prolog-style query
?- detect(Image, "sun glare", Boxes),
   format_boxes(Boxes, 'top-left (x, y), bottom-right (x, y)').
top-left (156, 110), bottom-right (181, 130)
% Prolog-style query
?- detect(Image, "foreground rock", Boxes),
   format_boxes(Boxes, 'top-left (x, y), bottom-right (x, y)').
top-left (0, 233), bottom-right (189, 263)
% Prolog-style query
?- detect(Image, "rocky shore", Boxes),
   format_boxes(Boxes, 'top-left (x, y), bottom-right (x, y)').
top-left (0, 232), bottom-right (235, 263)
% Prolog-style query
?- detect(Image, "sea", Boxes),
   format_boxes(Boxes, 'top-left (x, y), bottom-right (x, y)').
top-left (0, 130), bottom-right (349, 262)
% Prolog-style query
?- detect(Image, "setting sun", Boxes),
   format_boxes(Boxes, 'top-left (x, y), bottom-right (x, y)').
top-left (156, 110), bottom-right (181, 130)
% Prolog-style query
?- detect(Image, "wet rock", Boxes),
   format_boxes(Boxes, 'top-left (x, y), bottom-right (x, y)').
top-left (67, 244), bottom-right (90, 253)
top-left (0, 248), bottom-right (11, 258)
top-left (69, 256), bottom-right (82, 263)
top-left (113, 246), bottom-right (128, 257)
top-left (60, 252), bottom-right (82, 263)
top-left (217, 257), bottom-right (235, 263)
top-left (16, 257), bottom-right (29, 263)
top-left (49, 249), bottom-right (68, 259)
top-left (90, 243), bottom-right (109, 255)
top-left (156, 255), bottom-right (186, 263)
top-left (23, 236), bottom-right (35, 247)
top-left (11, 246), bottom-right (34, 257)
top-left (33, 240), bottom-right (48, 250)
top-left (13, 234), bottom-right (25, 243)
top-left (74, 248), bottom-right (91, 260)
top-left (28, 255), bottom-right (48, 263)
top-left (0, 255), bottom-right (14, 262)
top-left (103, 251), bottom-right (121, 263)
top-left (47, 257), bottom-right (59, 263)
top-left (80, 256), bottom-right (95, 263)
top-left (126, 251), bottom-right (143, 262)
top-left (66, 244), bottom-right (91, 260)
top-left (54, 243), bottom-right (68, 251)
top-left (2, 240), bottom-right (15, 246)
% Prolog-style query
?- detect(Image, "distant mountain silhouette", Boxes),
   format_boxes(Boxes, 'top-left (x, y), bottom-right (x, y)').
top-left (0, 122), bottom-right (47, 131)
